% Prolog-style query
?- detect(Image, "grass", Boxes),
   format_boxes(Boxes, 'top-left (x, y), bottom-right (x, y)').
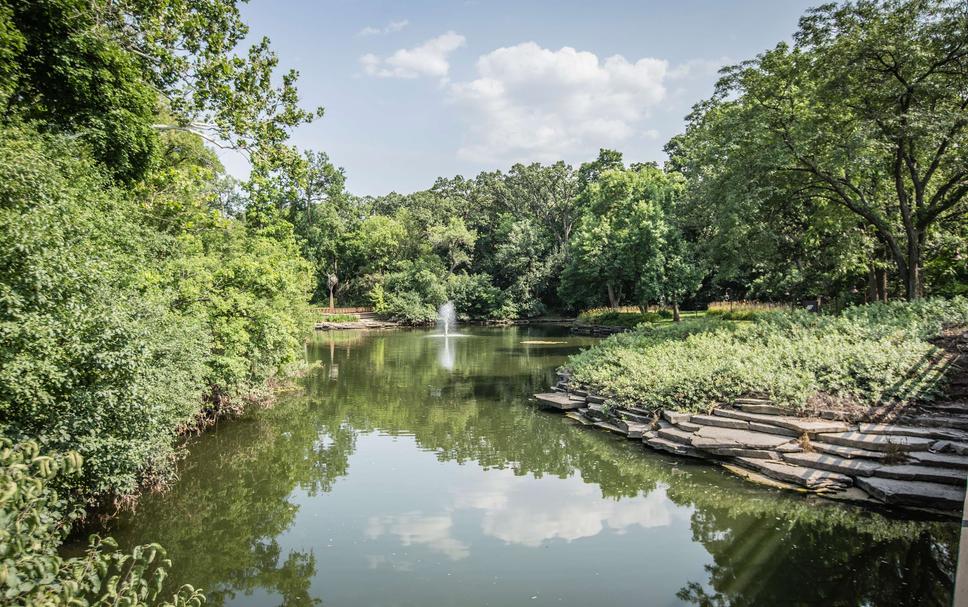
top-left (565, 298), bottom-right (968, 414)
top-left (707, 300), bottom-right (787, 321)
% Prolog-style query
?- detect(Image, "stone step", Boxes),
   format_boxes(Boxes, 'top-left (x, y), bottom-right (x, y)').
top-left (854, 476), bottom-right (965, 510)
top-left (534, 393), bottom-right (584, 411)
top-left (594, 420), bottom-right (627, 435)
top-left (737, 403), bottom-right (790, 416)
top-left (857, 423), bottom-right (968, 442)
top-left (921, 402), bottom-right (968, 413)
top-left (644, 437), bottom-right (705, 459)
top-left (586, 394), bottom-right (606, 405)
top-left (626, 422), bottom-right (650, 439)
top-left (873, 464), bottom-right (967, 486)
top-left (782, 451), bottom-right (880, 477)
top-left (584, 403), bottom-right (607, 420)
top-left (564, 411), bottom-right (593, 426)
top-left (909, 451), bottom-right (968, 470)
top-left (714, 408), bottom-right (850, 435)
top-left (690, 426), bottom-right (791, 450)
top-left (748, 421), bottom-right (800, 438)
top-left (690, 414), bottom-right (749, 430)
top-left (662, 410), bottom-right (692, 425)
top-left (657, 426), bottom-right (696, 446)
top-left (904, 414), bottom-right (968, 431)
top-left (707, 447), bottom-right (781, 460)
top-left (735, 397), bottom-right (774, 405)
top-left (810, 442), bottom-right (893, 461)
top-left (931, 440), bottom-right (968, 455)
top-left (734, 457), bottom-right (852, 490)
top-left (674, 420), bottom-right (701, 433)
top-left (617, 410), bottom-right (652, 425)
top-left (814, 431), bottom-right (935, 452)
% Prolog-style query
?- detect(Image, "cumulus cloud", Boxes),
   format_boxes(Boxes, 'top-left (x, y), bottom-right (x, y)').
top-left (448, 42), bottom-right (668, 164)
top-left (360, 31), bottom-right (465, 80)
top-left (358, 19), bottom-right (409, 36)
top-left (365, 512), bottom-right (470, 560)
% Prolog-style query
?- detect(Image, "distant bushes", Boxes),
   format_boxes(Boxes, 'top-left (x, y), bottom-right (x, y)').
top-left (566, 298), bottom-right (968, 413)
top-left (577, 309), bottom-right (662, 327)
top-left (319, 313), bottom-right (358, 323)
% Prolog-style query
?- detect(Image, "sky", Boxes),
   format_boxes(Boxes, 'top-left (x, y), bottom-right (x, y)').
top-left (218, 0), bottom-right (820, 196)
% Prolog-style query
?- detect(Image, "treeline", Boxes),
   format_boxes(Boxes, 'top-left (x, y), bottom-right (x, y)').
top-left (288, 0), bottom-right (965, 322)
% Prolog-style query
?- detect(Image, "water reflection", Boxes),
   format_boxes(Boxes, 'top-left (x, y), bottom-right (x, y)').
top-left (96, 327), bottom-right (958, 606)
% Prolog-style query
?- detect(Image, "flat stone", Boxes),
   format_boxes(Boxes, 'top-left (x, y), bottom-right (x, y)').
top-left (735, 397), bottom-right (774, 405)
top-left (625, 422), bottom-right (650, 439)
top-left (810, 442), bottom-right (892, 461)
top-left (594, 421), bottom-right (627, 435)
top-left (573, 389), bottom-right (589, 397)
top-left (738, 403), bottom-right (790, 416)
top-left (931, 440), bottom-right (968, 455)
top-left (855, 476), bottom-right (965, 509)
top-left (674, 420), bottom-right (701, 433)
top-left (617, 410), bottom-right (652, 424)
top-left (748, 421), bottom-right (800, 437)
top-left (644, 437), bottom-right (706, 459)
top-left (735, 457), bottom-right (852, 490)
top-left (775, 441), bottom-right (803, 453)
top-left (907, 414), bottom-right (968, 431)
top-left (690, 426), bottom-right (790, 450)
top-left (857, 423), bottom-right (968, 441)
top-left (662, 410), bottom-right (692, 425)
top-left (564, 412), bottom-right (593, 426)
top-left (657, 426), bottom-right (696, 445)
top-left (909, 451), bottom-right (968, 470)
top-left (534, 393), bottom-right (584, 411)
top-left (708, 447), bottom-right (781, 460)
top-left (584, 404), bottom-right (607, 420)
top-left (782, 451), bottom-right (880, 477)
top-left (691, 414), bottom-right (749, 430)
top-left (586, 394), bottom-right (606, 404)
top-left (873, 464), bottom-right (967, 486)
top-left (815, 431), bottom-right (934, 452)
top-left (715, 409), bottom-right (850, 435)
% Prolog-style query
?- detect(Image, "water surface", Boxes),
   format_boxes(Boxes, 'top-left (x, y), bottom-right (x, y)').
top-left (103, 326), bottom-right (957, 606)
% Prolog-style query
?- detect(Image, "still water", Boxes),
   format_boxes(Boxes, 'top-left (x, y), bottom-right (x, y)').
top-left (104, 326), bottom-right (957, 606)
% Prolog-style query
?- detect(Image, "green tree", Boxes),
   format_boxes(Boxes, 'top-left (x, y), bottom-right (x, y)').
top-left (429, 217), bottom-right (478, 274)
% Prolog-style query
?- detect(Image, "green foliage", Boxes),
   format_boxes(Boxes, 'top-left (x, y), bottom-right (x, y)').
top-left (0, 440), bottom-right (204, 606)
top-left (318, 314), bottom-right (357, 323)
top-left (446, 273), bottom-right (502, 320)
top-left (567, 298), bottom-right (968, 413)
top-left (370, 261), bottom-right (448, 324)
top-left (577, 310), bottom-right (662, 327)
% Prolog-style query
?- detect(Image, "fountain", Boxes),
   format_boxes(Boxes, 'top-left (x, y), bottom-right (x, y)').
top-left (437, 301), bottom-right (456, 336)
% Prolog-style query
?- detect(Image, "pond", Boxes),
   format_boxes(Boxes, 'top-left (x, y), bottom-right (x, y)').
top-left (102, 326), bottom-right (957, 606)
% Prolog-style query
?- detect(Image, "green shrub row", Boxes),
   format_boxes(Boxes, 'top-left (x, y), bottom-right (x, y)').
top-left (566, 298), bottom-right (968, 413)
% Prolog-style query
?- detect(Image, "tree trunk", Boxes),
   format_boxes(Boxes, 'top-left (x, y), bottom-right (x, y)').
top-left (672, 299), bottom-right (681, 322)
top-left (329, 286), bottom-right (335, 309)
top-left (606, 283), bottom-right (618, 309)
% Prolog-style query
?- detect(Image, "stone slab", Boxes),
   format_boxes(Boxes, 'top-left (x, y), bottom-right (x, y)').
top-left (618, 410), bottom-right (653, 425)
top-left (907, 415), bottom-right (968, 431)
top-left (564, 412), bottom-right (593, 426)
top-left (534, 393), bottom-right (584, 411)
top-left (782, 451), bottom-right (880, 477)
top-left (626, 422), bottom-right (650, 439)
top-left (735, 397), bottom-right (774, 405)
top-left (644, 437), bottom-right (705, 459)
top-left (715, 409), bottom-right (850, 435)
top-left (594, 421), bottom-right (627, 435)
top-left (775, 441), bottom-right (804, 453)
top-left (748, 421), bottom-right (800, 438)
top-left (675, 420), bottom-right (701, 433)
top-left (857, 423), bottom-right (968, 441)
top-left (690, 426), bottom-right (791, 450)
top-left (810, 442), bottom-right (892, 461)
top-left (738, 403), bottom-right (790, 416)
top-left (708, 447), bottom-right (781, 460)
top-left (873, 464), bottom-right (967, 487)
top-left (735, 457), bottom-right (852, 490)
top-left (662, 410), bottom-right (692, 425)
top-left (909, 451), bottom-right (968, 470)
top-left (658, 426), bottom-right (696, 445)
top-left (691, 414), bottom-right (749, 430)
top-left (931, 440), bottom-right (968, 455)
top-left (855, 476), bottom-right (966, 509)
top-left (815, 431), bottom-right (934, 452)
top-left (586, 394), bottom-right (606, 404)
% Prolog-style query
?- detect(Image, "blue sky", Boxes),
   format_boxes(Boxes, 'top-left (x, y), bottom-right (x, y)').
top-left (220, 0), bottom-right (819, 196)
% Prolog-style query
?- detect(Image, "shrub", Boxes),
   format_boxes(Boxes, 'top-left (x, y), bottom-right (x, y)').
top-left (566, 298), bottom-right (968, 413)
top-left (447, 272), bottom-right (502, 320)
top-left (319, 313), bottom-right (358, 323)
top-left (577, 309), bottom-right (662, 327)
top-left (0, 440), bottom-right (204, 606)
top-left (369, 260), bottom-right (447, 324)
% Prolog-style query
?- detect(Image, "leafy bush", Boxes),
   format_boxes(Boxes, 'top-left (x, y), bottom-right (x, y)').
top-left (566, 298), bottom-right (968, 413)
top-left (318, 313), bottom-right (358, 323)
top-left (577, 309), bottom-right (662, 327)
top-left (447, 272), bottom-right (502, 320)
top-left (0, 440), bottom-right (204, 606)
top-left (369, 260), bottom-right (448, 324)
top-left (707, 308), bottom-right (760, 321)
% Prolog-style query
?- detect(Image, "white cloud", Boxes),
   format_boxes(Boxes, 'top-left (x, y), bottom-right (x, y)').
top-left (358, 19), bottom-right (410, 36)
top-left (666, 56), bottom-right (732, 80)
top-left (365, 512), bottom-right (470, 560)
top-left (448, 42), bottom-right (668, 164)
top-left (360, 31), bottom-right (465, 80)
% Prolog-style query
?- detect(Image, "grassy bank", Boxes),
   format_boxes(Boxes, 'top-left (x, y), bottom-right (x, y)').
top-left (565, 298), bottom-right (968, 414)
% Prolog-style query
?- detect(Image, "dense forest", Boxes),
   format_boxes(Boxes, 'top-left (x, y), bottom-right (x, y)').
top-left (0, 0), bottom-right (966, 604)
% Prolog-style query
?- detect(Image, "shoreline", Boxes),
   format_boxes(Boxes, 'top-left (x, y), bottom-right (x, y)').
top-left (535, 370), bottom-right (968, 515)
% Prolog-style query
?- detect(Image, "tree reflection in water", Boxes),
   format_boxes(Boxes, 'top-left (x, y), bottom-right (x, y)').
top-left (93, 327), bottom-right (957, 606)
